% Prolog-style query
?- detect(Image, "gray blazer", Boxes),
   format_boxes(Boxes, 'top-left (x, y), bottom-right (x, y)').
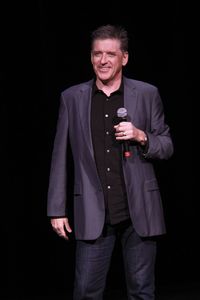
top-left (47, 77), bottom-right (174, 240)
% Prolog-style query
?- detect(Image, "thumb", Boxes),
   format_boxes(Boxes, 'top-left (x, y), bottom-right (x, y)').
top-left (64, 219), bottom-right (72, 233)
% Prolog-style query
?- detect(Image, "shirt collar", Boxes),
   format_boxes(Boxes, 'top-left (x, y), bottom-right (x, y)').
top-left (92, 78), bottom-right (124, 96)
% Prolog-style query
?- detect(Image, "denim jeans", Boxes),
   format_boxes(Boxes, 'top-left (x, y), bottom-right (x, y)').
top-left (73, 221), bottom-right (157, 300)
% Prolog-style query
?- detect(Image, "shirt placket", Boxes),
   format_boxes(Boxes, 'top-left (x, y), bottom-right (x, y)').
top-left (104, 96), bottom-right (112, 193)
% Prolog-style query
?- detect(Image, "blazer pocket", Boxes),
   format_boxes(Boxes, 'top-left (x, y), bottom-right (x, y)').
top-left (145, 179), bottom-right (159, 191)
top-left (74, 184), bottom-right (82, 196)
top-left (74, 183), bottom-right (82, 196)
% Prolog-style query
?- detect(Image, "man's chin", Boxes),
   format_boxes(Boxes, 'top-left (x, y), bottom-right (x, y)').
top-left (98, 75), bottom-right (110, 83)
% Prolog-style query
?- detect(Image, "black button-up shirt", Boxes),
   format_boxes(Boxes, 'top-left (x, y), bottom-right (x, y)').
top-left (91, 82), bottom-right (130, 225)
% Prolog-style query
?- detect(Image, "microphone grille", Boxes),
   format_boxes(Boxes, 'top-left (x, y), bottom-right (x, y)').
top-left (117, 107), bottom-right (127, 118)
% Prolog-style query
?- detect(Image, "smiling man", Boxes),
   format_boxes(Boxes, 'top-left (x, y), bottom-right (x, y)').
top-left (47, 24), bottom-right (174, 300)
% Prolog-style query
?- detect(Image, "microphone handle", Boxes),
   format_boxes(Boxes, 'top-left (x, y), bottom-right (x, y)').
top-left (119, 117), bottom-right (131, 158)
top-left (123, 140), bottom-right (131, 158)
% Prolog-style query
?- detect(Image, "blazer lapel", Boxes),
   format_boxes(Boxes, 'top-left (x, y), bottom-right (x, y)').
top-left (77, 83), bottom-right (95, 159)
top-left (124, 78), bottom-right (138, 123)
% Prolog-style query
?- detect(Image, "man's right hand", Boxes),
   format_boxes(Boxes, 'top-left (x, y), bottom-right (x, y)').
top-left (50, 217), bottom-right (72, 240)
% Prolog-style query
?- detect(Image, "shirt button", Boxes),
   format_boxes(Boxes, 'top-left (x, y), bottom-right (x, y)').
top-left (106, 131), bottom-right (109, 135)
top-left (106, 149), bottom-right (110, 153)
top-left (107, 185), bottom-right (111, 189)
top-left (107, 167), bottom-right (110, 171)
top-left (105, 114), bottom-right (109, 118)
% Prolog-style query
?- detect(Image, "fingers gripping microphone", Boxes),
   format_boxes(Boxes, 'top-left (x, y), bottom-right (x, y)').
top-left (117, 107), bottom-right (131, 158)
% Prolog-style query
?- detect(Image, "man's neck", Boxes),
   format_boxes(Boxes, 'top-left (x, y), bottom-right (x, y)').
top-left (96, 77), bottom-right (122, 97)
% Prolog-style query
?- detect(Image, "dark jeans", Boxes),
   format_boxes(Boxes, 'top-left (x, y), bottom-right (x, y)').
top-left (73, 220), bottom-right (157, 300)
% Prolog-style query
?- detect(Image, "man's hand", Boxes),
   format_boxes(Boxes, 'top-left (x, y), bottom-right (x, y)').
top-left (114, 121), bottom-right (147, 145)
top-left (50, 217), bottom-right (72, 240)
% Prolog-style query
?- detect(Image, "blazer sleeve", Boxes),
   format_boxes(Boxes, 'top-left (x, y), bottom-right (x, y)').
top-left (47, 94), bottom-right (69, 217)
top-left (143, 87), bottom-right (174, 160)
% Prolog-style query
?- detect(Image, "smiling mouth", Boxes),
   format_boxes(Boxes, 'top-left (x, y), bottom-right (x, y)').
top-left (99, 67), bottom-right (110, 72)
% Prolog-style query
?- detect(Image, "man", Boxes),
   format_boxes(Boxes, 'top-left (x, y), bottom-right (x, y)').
top-left (47, 24), bottom-right (174, 299)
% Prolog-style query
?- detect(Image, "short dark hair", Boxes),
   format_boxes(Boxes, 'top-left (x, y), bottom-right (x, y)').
top-left (91, 24), bottom-right (129, 52)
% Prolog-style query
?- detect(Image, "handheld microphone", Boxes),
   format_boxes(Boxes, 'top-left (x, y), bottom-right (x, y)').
top-left (117, 107), bottom-right (131, 158)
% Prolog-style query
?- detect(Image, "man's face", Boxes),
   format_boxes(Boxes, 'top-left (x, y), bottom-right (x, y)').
top-left (91, 38), bottom-right (128, 83)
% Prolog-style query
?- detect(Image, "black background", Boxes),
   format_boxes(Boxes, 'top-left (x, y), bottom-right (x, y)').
top-left (2, 1), bottom-right (196, 299)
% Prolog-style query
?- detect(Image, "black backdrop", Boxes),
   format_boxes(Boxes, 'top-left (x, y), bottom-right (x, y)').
top-left (2, 1), bottom-right (196, 299)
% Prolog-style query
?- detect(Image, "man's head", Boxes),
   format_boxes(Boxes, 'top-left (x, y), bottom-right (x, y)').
top-left (90, 24), bottom-right (129, 84)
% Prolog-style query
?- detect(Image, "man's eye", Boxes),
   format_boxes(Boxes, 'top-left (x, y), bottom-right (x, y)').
top-left (93, 53), bottom-right (101, 58)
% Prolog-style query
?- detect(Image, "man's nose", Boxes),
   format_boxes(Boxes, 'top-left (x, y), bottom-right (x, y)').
top-left (100, 53), bottom-right (108, 63)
